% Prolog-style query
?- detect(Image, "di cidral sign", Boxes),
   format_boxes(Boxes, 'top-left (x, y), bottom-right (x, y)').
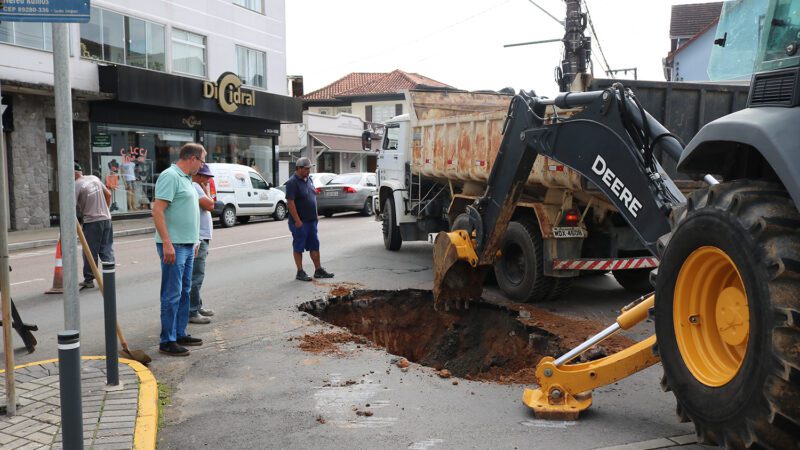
top-left (202, 72), bottom-right (255, 113)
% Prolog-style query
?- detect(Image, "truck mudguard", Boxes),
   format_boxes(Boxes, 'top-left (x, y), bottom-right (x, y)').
top-left (679, 106), bottom-right (800, 210)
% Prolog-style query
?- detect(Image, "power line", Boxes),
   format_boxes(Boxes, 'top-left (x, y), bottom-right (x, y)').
top-left (582, 0), bottom-right (613, 77)
top-left (525, 0), bottom-right (563, 26)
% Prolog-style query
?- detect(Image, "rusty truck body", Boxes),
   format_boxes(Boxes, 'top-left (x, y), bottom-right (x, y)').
top-left (375, 89), bottom-right (659, 301)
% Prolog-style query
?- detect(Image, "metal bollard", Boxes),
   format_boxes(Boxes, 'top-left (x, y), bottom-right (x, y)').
top-left (57, 330), bottom-right (83, 449)
top-left (101, 261), bottom-right (119, 386)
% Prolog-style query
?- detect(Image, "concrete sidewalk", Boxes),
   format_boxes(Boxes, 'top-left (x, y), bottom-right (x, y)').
top-left (0, 356), bottom-right (157, 450)
top-left (8, 218), bottom-right (155, 252)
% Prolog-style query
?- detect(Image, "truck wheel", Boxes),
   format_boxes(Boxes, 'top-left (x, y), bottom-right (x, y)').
top-left (612, 269), bottom-right (653, 294)
top-left (543, 277), bottom-right (572, 301)
top-left (221, 206), bottom-right (236, 228)
top-left (494, 219), bottom-right (554, 302)
top-left (655, 181), bottom-right (800, 448)
top-left (382, 197), bottom-right (402, 251)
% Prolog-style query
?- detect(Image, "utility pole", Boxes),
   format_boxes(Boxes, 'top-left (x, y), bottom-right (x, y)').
top-left (0, 81), bottom-right (17, 417)
top-left (503, 0), bottom-right (593, 92)
top-left (558, 0), bottom-right (592, 92)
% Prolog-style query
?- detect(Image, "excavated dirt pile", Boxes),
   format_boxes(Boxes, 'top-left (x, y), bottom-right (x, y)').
top-left (298, 289), bottom-right (635, 384)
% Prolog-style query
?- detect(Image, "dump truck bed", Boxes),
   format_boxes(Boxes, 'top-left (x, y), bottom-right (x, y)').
top-left (407, 90), bottom-right (583, 192)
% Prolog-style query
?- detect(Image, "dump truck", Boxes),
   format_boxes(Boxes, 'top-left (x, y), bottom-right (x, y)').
top-left (377, 90), bottom-right (691, 302)
top-left (431, 1), bottom-right (800, 447)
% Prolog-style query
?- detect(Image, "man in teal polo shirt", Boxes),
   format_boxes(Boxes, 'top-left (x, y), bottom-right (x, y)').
top-left (152, 143), bottom-right (205, 356)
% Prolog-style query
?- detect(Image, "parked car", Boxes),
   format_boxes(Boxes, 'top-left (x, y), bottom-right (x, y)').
top-left (277, 172), bottom-right (336, 193)
top-left (206, 163), bottom-right (287, 227)
top-left (316, 172), bottom-right (377, 217)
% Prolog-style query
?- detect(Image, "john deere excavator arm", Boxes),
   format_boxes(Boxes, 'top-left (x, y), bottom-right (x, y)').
top-left (433, 84), bottom-right (689, 308)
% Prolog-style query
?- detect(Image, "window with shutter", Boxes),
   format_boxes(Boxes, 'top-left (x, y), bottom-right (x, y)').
top-left (395, 104), bottom-right (403, 116)
top-left (365, 105), bottom-right (372, 122)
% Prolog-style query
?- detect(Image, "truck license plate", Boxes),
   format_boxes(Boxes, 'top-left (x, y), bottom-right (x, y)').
top-left (325, 191), bottom-right (339, 197)
top-left (552, 227), bottom-right (587, 238)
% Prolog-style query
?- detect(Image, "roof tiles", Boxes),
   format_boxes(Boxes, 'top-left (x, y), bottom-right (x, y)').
top-left (670, 2), bottom-right (723, 38)
top-left (303, 70), bottom-right (452, 100)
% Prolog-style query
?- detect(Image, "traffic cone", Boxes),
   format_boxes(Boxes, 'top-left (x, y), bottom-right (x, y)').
top-left (45, 237), bottom-right (64, 294)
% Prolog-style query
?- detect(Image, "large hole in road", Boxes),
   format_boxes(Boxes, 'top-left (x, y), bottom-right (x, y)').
top-left (298, 289), bottom-right (635, 383)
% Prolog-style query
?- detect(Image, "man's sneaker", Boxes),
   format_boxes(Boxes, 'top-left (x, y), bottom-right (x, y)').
top-left (314, 268), bottom-right (335, 279)
top-left (199, 308), bottom-right (215, 317)
top-left (79, 280), bottom-right (94, 290)
top-left (296, 270), bottom-right (312, 281)
top-left (159, 342), bottom-right (189, 357)
top-left (177, 335), bottom-right (203, 346)
top-left (189, 315), bottom-right (211, 324)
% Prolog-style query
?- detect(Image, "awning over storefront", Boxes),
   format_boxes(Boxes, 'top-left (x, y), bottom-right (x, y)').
top-left (308, 132), bottom-right (366, 152)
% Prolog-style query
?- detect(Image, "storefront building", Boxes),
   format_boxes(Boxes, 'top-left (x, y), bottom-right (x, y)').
top-left (0, 0), bottom-right (298, 229)
top-left (91, 65), bottom-right (301, 215)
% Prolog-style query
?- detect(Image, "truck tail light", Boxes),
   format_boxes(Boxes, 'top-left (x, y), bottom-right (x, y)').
top-left (564, 209), bottom-right (581, 226)
top-left (343, 186), bottom-right (357, 194)
top-left (209, 178), bottom-right (217, 201)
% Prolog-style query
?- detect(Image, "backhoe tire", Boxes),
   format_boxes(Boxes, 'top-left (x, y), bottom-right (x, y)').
top-left (494, 219), bottom-right (554, 303)
top-left (655, 181), bottom-right (800, 449)
top-left (382, 197), bottom-right (402, 251)
top-left (612, 268), bottom-right (653, 294)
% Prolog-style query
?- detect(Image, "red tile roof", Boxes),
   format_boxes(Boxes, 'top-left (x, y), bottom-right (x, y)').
top-left (304, 70), bottom-right (452, 100)
top-left (303, 73), bottom-right (386, 100)
top-left (670, 2), bottom-right (723, 38)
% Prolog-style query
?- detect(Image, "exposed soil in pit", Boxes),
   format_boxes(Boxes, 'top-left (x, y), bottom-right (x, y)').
top-left (298, 289), bottom-right (636, 384)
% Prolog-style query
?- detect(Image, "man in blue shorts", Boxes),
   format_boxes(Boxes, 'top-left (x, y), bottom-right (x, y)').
top-left (285, 157), bottom-right (334, 281)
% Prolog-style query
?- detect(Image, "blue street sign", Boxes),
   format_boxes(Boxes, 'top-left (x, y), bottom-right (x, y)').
top-left (0, 0), bottom-right (90, 23)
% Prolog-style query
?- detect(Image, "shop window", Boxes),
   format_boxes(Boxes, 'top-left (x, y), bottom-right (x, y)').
top-left (236, 45), bottom-right (266, 88)
top-left (80, 7), bottom-right (165, 72)
top-left (233, 0), bottom-right (264, 14)
top-left (172, 29), bottom-right (206, 77)
top-left (91, 124), bottom-right (194, 215)
top-left (204, 132), bottom-right (274, 184)
top-left (0, 21), bottom-right (52, 51)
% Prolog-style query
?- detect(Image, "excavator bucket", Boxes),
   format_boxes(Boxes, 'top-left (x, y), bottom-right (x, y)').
top-left (432, 230), bottom-right (486, 310)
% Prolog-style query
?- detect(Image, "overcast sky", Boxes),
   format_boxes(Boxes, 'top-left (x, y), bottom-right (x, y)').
top-left (285, 0), bottom-right (716, 98)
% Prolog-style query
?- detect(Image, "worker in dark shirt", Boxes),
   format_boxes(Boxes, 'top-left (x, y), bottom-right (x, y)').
top-left (284, 157), bottom-right (334, 281)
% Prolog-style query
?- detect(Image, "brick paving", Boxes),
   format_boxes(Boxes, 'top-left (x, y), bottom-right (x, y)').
top-left (0, 359), bottom-right (140, 449)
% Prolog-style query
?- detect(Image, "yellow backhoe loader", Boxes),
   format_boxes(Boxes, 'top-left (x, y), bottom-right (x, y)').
top-left (433, 2), bottom-right (800, 447)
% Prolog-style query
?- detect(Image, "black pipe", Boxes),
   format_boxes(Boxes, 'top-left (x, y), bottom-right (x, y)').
top-left (58, 330), bottom-right (83, 449)
top-left (554, 91), bottom-right (605, 108)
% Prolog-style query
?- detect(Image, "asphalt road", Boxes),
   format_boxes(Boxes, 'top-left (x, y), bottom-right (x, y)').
top-left (2, 214), bottom-right (701, 449)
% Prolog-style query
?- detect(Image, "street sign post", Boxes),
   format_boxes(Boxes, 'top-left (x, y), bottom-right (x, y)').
top-left (0, 0), bottom-right (90, 418)
top-left (0, 0), bottom-right (90, 23)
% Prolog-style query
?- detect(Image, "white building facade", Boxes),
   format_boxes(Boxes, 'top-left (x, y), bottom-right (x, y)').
top-left (1, 0), bottom-right (300, 229)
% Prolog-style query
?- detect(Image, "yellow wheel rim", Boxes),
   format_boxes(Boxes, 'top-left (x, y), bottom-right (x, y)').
top-left (673, 246), bottom-right (749, 387)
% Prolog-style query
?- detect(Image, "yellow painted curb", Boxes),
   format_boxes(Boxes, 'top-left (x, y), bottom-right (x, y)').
top-left (1, 356), bottom-right (158, 450)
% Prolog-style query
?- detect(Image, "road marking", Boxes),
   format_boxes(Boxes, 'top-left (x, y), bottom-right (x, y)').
top-left (116, 237), bottom-right (154, 245)
top-left (10, 278), bottom-right (45, 286)
top-left (10, 250), bottom-right (51, 260)
top-left (520, 419), bottom-right (577, 429)
top-left (409, 439), bottom-right (445, 449)
top-left (212, 234), bottom-right (291, 250)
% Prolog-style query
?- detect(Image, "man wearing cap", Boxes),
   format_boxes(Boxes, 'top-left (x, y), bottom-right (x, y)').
top-left (285, 157), bottom-right (334, 281)
top-left (74, 162), bottom-right (114, 290)
top-left (188, 163), bottom-right (216, 324)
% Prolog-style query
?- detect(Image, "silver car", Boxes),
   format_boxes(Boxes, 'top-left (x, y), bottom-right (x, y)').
top-left (317, 172), bottom-right (377, 217)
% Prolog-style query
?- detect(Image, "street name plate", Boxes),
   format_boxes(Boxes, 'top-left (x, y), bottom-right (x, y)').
top-left (0, 0), bottom-right (90, 23)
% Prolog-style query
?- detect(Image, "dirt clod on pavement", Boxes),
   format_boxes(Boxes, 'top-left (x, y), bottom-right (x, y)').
top-left (296, 331), bottom-right (369, 356)
top-left (438, 369), bottom-right (452, 378)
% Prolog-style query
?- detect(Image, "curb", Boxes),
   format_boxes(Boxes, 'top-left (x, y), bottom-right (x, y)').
top-left (0, 355), bottom-right (158, 450)
top-left (8, 226), bottom-right (155, 251)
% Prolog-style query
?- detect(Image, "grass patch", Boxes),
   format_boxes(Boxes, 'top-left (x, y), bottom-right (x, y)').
top-left (157, 383), bottom-right (172, 429)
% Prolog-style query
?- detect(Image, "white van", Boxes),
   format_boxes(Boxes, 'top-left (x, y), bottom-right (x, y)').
top-left (206, 163), bottom-right (288, 228)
